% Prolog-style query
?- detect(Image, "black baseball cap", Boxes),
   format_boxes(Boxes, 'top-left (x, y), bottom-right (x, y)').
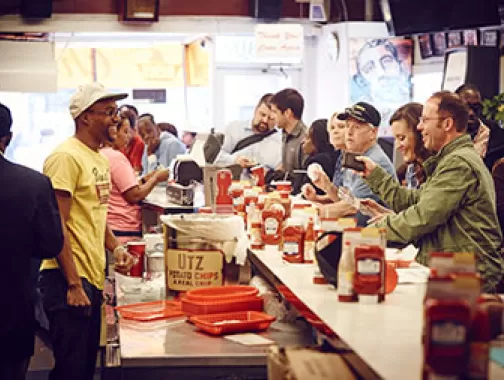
top-left (0, 103), bottom-right (12, 138)
top-left (337, 102), bottom-right (381, 127)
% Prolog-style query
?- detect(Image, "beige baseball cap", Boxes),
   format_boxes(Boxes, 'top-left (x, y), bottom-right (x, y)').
top-left (69, 83), bottom-right (128, 120)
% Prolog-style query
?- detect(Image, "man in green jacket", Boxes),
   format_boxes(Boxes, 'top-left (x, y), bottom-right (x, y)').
top-left (359, 91), bottom-right (503, 292)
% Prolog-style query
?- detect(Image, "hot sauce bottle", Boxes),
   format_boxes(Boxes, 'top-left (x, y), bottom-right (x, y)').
top-left (353, 245), bottom-right (385, 303)
top-left (282, 220), bottom-right (305, 263)
top-left (424, 298), bottom-right (471, 379)
top-left (338, 242), bottom-right (357, 302)
top-left (215, 169), bottom-right (233, 214)
top-left (303, 218), bottom-right (316, 264)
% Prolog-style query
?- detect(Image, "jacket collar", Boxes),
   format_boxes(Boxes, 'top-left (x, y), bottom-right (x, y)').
top-left (423, 134), bottom-right (472, 175)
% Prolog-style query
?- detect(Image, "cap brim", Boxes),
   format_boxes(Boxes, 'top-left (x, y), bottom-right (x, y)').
top-left (337, 112), bottom-right (368, 124)
top-left (97, 93), bottom-right (128, 102)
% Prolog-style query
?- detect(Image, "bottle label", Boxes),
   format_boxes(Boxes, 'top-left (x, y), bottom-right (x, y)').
top-left (233, 196), bottom-right (244, 206)
top-left (338, 273), bottom-right (353, 296)
top-left (304, 241), bottom-right (315, 262)
top-left (283, 242), bottom-right (299, 256)
top-left (357, 259), bottom-right (381, 274)
top-left (431, 322), bottom-right (466, 345)
top-left (264, 218), bottom-right (279, 235)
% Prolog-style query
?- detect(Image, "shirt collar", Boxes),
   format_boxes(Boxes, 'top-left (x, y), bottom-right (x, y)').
top-left (283, 121), bottom-right (304, 138)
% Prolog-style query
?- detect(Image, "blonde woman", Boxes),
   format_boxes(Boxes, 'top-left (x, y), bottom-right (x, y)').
top-left (303, 112), bottom-right (346, 202)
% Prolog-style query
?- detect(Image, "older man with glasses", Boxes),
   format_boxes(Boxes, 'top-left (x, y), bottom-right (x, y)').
top-left (307, 102), bottom-right (396, 225)
top-left (358, 91), bottom-right (503, 293)
top-left (38, 83), bottom-right (135, 380)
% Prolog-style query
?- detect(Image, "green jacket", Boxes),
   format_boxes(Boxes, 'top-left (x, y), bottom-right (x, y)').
top-left (366, 134), bottom-right (503, 292)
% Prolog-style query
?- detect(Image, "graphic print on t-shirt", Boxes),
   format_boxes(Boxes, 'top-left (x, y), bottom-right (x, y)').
top-left (93, 166), bottom-right (110, 205)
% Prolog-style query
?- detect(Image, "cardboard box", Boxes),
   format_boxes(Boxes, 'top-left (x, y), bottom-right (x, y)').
top-left (267, 346), bottom-right (357, 380)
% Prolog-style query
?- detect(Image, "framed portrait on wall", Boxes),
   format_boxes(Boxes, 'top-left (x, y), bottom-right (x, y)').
top-left (447, 32), bottom-right (463, 49)
top-left (432, 32), bottom-right (447, 56)
top-left (481, 30), bottom-right (499, 47)
top-left (418, 34), bottom-right (433, 59)
top-left (463, 30), bottom-right (478, 46)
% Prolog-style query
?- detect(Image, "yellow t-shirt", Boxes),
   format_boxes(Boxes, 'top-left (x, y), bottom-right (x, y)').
top-left (42, 137), bottom-right (110, 290)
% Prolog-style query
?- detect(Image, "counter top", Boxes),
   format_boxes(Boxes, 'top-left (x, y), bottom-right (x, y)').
top-left (118, 317), bottom-right (313, 367)
top-left (250, 249), bottom-right (425, 380)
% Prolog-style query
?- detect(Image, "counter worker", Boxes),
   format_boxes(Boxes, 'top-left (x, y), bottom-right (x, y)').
top-left (138, 114), bottom-right (186, 175)
top-left (0, 103), bottom-right (63, 380)
top-left (308, 102), bottom-right (396, 226)
top-left (119, 104), bottom-right (144, 175)
top-left (358, 91), bottom-right (503, 293)
top-left (101, 110), bottom-right (169, 244)
top-left (214, 93), bottom-right (281, 173)
top-left (38, 83), bottom-right (135, 380)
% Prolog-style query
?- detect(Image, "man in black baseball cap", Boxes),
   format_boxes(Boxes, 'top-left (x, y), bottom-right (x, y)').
top-left (337, 101), bottom-right (381, 128)
top-left (0, 102), bottom-right (63, 379)
top-left (308, 101), bottom-right (396, 226)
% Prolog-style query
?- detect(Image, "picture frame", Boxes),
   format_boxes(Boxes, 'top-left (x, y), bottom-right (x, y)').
top-left (463, 30), bottom-right (478, 46)
top-left (481, 29), bottom-right (499, 47)
top-left (447, 32), bottom-right (463, 49)
top-left (418, 34), bottom-right (433, 59)
top-left (432, 32), bottom-right (447, 56)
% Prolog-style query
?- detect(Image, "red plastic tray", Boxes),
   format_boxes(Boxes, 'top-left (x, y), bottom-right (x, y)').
top-left (190, 311), bottom-right (276, 335)
top-left (186, 286), bottom-right (259, 302)
top-left (115, 300), bottom-right (184, 321)
top-left (181, 296), bottom-right (263, 316)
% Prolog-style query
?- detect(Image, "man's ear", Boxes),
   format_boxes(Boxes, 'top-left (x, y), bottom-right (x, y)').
top-left (79, 113), bottom-right (90, 126)
top-left (444, 117), bottom-right (455, 132)
top-left (0, 132), bottom-right (12, 149)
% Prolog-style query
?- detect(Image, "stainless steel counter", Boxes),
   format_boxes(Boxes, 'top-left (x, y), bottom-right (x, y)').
top-left (118, 317), bottom-right (313, 368)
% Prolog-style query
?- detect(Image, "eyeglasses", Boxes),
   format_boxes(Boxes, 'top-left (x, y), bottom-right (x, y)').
top-left (87, 108), bottom-right (119, 117)
top-left (419, 116), bottom-right (449, 124)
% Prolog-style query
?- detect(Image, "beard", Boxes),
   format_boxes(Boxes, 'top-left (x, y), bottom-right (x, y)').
top-left (254, 121), bottom-right (269, 133)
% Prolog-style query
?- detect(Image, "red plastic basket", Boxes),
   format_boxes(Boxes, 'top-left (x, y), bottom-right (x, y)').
top-left (181, 296), bottom-right (263, 316)
top-left (115, 300), bottom-right (184, 321)
top-left (186, 286), bottom-right (259, 302)
top-left (190, 311), bottom-right (276, 335)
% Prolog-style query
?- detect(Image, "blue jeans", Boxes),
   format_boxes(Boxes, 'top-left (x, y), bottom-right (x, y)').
top-left (38, 270), bottom-right (102, 380)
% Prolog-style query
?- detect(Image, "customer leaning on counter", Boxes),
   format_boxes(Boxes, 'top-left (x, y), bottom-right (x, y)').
top-left (358, 91), bottom-right (503, 292)
top-left (38, 83), bottom-right (135, 380)
top-left (101, 111), bottom-right (169, 243)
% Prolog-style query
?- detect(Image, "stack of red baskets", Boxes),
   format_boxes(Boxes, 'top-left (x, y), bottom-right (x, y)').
top-left (183, 285), bottom-right (276, 335)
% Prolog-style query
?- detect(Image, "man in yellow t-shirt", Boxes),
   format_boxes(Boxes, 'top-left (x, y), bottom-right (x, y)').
top-left (38, 83), bottom-right (134, 380)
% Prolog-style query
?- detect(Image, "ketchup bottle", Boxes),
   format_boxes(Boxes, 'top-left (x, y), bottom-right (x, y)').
top-left (353, 245), bottom-right (385, 303)
top-left (282, 220), bottom-right (304, 263)
top-left (215, 169), bottom-right (233, 214)
top-left (424, 298), bottom-right (471, 378)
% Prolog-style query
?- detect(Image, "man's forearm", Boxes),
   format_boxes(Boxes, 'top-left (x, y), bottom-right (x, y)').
top-left (105, 224), bottom-right (120, 252)
top-left (56, 223), bottom-right (81, 287)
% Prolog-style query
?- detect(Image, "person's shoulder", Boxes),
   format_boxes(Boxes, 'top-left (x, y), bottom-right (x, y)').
top-left (3, 158), bottom-right (52, 188)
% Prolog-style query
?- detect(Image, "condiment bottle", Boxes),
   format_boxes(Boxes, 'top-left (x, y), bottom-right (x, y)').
top-left (338, 242), bottom-right (357, 302)
top-left (282, 219), bottom-right (305, 263)
top-left (249, 221), bottom-right (264, 250)
top-left (229, 184), bottom-right (244, 213)
top-left (304, 218), bottom-right (316, 264)
top-left (279, 191), bottom-right (292, 219)
top-left (424, 298), bottom-right (471, 379)
top-left (353, 245), bottom-right (385, 303)
top-left (261, 208), bottom-right (283, 249)
top-left (215, 169), bottom-right (233, 214)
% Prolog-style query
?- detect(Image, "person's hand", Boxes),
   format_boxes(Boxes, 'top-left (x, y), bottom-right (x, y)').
top-left (360, 198), bottom-right (394, 217)
top-left (67, 283), bottom-right (91, 307)
top-left (154, 168), bottom-right (170, 183)
top-left (355, 156), bottom-right (377, 177)
top-left (311, 168), bottom-right (331, 193)
top-left (235, 156), bottom-right (256, 168)
top-left (301, 183), bottom-right (318, 201)
top-left (114, 246), bottom-right (135, 274)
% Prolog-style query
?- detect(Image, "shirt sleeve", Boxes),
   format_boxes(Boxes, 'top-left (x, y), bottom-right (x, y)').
top-left (141, 147), bottom-right (148, 176)
top-left (110, 152), bottom-right (138, 194)
top-left (43, 152), bottom-right (80, 195)
top-left (375, 159), bottom-right (476, 244)
top-left (130, 137), bottom-right (145, 172)
top-left (33, 176), bottom-right (64, 259)
top-left (159, 139), bottom-right (186, 169)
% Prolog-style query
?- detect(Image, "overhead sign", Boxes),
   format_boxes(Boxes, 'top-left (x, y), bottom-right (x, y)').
top-left (255, 24), bottom-right (304, 62)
